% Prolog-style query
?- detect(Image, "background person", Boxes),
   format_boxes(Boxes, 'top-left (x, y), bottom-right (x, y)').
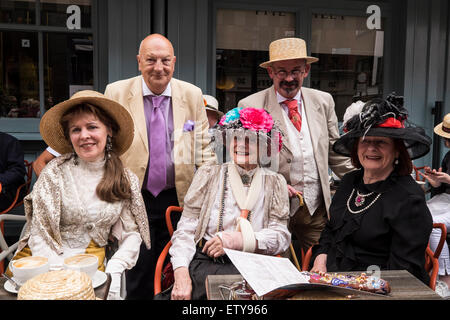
top-left (11, 90), bottom-right (151, 300)
top-left (310, 93), bottom-right (433, 285)
top-left (0, 131), bottom-right (26, 211)
top-left (419, 113), bottom-right (450, 296)
top-left (238, 37), bottom-right (354, 253)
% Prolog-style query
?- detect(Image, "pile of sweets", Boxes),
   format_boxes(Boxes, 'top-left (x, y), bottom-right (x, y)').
top-left (308, 271), bottom-right (391, 294)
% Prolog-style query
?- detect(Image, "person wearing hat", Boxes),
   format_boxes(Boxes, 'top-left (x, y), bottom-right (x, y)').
top-left (168, 107), bottom-right (290, 300)
top-left (32, 34), bottom-right (216, 299)
top-left (310, 93), bottom-right (433, 285)
top-left (203, 94), bottom-right (227, 163)
top-left (419, 113), bottom-right (450, 296)
top-left (238, 37), bottom-right (354, 254)
top-left (9, 90), bottom-right (151, 300)
top-left (203, 94), bottom-right (224, 129)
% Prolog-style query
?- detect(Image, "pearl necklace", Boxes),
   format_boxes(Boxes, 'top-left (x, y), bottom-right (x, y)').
top-left (346, 188), bottom-right (381, 214)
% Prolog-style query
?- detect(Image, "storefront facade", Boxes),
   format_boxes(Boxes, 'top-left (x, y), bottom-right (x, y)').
top-left (1, 0), bottom-right (449, 168)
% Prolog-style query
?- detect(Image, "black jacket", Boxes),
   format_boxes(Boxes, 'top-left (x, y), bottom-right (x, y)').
top-left (0, 132), bottom-right (26, 209)
top-left (312, 169), bottom-right (433, 285)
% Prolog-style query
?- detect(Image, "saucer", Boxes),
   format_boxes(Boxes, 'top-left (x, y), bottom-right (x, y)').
top-left (4, 280), bottom-right (19, 294)
top-left (92, 270), bottom-right (107, 288)
top-left (4, 271), bottom-right (107, 294)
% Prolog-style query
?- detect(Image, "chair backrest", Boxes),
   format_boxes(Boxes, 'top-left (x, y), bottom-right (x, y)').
top-left (154, 206), bottom-right (184, 296)
top-left (425, 223), bottom-right (447, 291)
top-left (0, 160), bottom-right (33, 216)
top-left (413, 165), bottom-right (426, 182)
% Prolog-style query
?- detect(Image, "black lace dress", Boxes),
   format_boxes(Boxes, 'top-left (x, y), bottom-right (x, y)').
top-left (312, 169), bottom-right (433, 284)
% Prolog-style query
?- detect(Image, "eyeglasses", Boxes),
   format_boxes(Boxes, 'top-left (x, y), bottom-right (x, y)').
top-left (273, 68), bottom-right (306, 79)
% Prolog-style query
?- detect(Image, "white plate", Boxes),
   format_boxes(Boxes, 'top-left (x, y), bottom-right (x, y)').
top-left (4, 271), bottom-right (107, 294)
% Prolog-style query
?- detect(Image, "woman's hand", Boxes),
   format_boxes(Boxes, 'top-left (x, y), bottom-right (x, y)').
top-left (310, 253), bottom-right (327, 273)
top-left (171, 267), bottom-right (192, 300)
top-left (287, 185), bottom-right (302, 198)
top-left (202, 236), bottom-right (225, 258)
top-left (420, 167), bottom-right (450, 188)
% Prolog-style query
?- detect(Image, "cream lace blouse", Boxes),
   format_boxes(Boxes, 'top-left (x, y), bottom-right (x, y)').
top-left (17, 154), bottom-right (150, 274)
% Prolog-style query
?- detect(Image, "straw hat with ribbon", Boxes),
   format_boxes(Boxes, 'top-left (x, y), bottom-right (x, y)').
top-left (434, 113), bottom-right (450, 139)
top-left (260, 37), bottom-right (319, 68)
top-left (40, 90), bottom-right (134, 156)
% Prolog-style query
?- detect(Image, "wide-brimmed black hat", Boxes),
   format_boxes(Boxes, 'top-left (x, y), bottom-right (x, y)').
top-left (333, 93), bottom-right (432, 160)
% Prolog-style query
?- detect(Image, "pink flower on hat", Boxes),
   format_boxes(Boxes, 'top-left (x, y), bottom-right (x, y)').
top-left (239, 108), bottom-right (274, 133)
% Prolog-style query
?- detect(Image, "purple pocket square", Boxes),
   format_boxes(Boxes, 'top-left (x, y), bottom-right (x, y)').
top-left (183, 120), bottom-right (195, 132)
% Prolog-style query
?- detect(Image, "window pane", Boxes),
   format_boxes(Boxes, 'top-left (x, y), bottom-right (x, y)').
top-left (43, 33), bottom-right (93, 111)
top-left (41, 0), bottom-right (91, 28)
top-left (0, 31), bottom-right (40, 118)
top-left (216, 9), bottom-right (296, 112)
top-left (310, 14), bottom-right (384, 120)
top-left (0, 0), bottom-right (36, 24)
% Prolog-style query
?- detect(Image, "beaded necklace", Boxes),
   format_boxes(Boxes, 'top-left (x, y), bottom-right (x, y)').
top-left (346, 188), bottom-right (381, 214)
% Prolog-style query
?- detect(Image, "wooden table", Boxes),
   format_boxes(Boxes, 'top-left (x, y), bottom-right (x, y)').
top-left (206, 270), bottom-right (443, 300)
top-left (0, 274), bottom-right (110, 300)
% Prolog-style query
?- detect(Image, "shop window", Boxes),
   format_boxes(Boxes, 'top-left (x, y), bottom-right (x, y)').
top-left (0, 0), bottom-right (36, 24)
top-left (216, 9), bottom-right (296, 112)
top-left (0, 31), bottom-right (39, 118)
top-left (44, 33), bottom-right (93, 111)
top-left (0, 0), bottom-right (93, 127)
top-left (310, 14), bottom-right (384, 120)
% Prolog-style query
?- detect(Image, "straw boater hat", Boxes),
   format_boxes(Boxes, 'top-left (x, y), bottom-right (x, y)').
top-left (333, 93), bottom-right (432, 160)
top-left (203, 94), bottom-right (224, 118)
top-left (434, 113), bottom-right (450, 139)
top-left (259, 37), bottom-right (319, 68)
top-left (40, 90), bottom-right (134, 156)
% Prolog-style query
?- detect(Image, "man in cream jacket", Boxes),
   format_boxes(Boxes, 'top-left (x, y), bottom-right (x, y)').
top-left (238, 38), bottom-right (353, 254)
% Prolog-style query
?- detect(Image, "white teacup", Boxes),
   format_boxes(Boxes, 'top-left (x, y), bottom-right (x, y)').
top-left (10, 256), bottom-right (49, 285)
top-left (63, 254), bottom-right (98, 279)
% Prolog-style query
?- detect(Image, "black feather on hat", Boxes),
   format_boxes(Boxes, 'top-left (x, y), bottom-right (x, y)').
top-left (333, 93), bottom-right (432, 160)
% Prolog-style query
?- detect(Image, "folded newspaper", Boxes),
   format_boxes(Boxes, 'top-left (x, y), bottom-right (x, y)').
top-left (223, 249), bottom-right (390, 298)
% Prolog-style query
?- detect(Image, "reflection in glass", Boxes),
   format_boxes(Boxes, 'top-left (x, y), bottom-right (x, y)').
top-left (216, 9), bottom-right (296, 112)
top-left (0, 31), bottom-right (40, 118)
top-left (310, 14), bottom-right (384, 120)
top-left (43, 33), bottom-right (93, 111)
top-left (0, 0), bottom-right (36, 24)
top-left (40, 0), bottom-right (91, 28)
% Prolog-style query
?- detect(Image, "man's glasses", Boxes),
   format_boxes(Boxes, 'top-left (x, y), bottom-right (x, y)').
top-left (273, 68), bottom-right (306, 79)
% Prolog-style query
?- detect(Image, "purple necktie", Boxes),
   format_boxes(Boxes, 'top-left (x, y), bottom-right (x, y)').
top-left (147, 95), bottom-right (167, 197)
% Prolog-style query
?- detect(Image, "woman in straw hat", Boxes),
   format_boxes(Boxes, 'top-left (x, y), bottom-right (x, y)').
top-left (310, 93), bottom-right (433, 285)
top-left (167, 107), bottom-right (291, 300)
top-left (419, 113), bottom-right (450, 296)
top-left (10, 90), bottom-right (150, 300)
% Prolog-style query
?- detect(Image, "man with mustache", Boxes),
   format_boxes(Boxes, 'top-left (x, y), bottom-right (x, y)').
top-left (238, 37), bottom-right (353, 255)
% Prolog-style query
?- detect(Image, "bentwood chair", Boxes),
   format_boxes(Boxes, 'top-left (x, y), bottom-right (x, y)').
top-left (154, 206), bottom-right (183, 296)
top-left (0, 160), bottom-right (33, 274)
top-left (426, 223), bottom-right (447, 291)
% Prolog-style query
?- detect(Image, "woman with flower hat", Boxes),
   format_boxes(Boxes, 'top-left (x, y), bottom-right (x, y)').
top-left (420, 113), bottom-right (450, 295)
top-left (168, 107), bottom-right (290, 300)
top-left (310, 93), bottom-right (433, 285)
top-left (10, 90), bottom-right (150, 299)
